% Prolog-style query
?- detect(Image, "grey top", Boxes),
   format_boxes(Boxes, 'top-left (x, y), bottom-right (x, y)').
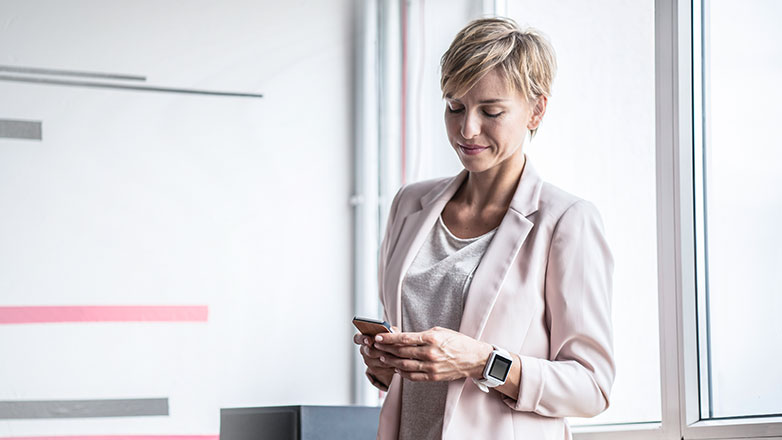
top-left (399, 215), bottom-right (496, 440)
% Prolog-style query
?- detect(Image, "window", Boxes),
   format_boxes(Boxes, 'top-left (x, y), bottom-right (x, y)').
top-left (693, 0), bottom-right (782, 421)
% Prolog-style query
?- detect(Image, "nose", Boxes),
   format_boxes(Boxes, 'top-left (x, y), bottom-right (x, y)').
top-left (460, 110), bottom-right (481, 140)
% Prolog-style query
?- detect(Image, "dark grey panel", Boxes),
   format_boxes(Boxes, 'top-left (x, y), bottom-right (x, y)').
top-left (0, 65), bottom-right (146, 82)
top-left (221, 406), bottom-right (298, 440)
top-left (300, 406), bottom-right (381, 440)
top-left (0, 398), bottom-right (169, 419)
top-left (0, 119), bottom-right (42, 140)
top-left (0, 75), bottom-right (263, 99)
top-left (221, 405), bottom-right (381, 440)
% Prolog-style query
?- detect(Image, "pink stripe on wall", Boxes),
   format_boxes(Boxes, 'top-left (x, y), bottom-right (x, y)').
top-left (0, 306), bottom-right (208, 324)
top-left (0, 436), bottom-right (218, 440)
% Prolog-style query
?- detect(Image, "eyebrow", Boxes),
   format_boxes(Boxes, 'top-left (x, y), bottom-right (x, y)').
top-left (446, 96), bottom-right (509, 104)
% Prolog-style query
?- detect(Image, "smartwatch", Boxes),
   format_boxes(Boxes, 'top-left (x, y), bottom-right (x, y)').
top-left (472, 346), bottom-right (512, 393)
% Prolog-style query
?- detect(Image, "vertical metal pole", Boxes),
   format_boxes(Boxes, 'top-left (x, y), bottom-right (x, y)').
top-left (352, 0), bottom-right (404, 407)
top-left (482, 0), bottom-right (507, 17)
top-left (352, 0), bottom-right (381, 406)
top-left (379, 0), bottom-right (403, 230)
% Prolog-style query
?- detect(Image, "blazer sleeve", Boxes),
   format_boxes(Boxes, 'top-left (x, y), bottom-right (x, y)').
top-left (363, 186), bottom-right (408, 391)
top-left (378, 185), bottom-right (406, 328)
top-left (503, 200), bottom-right (615, 418)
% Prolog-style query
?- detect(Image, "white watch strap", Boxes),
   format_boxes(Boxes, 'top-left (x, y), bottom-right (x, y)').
top-left (473, 346), bottom-right (512, 393)
top-left (472, 377), bottom-right (491, 393)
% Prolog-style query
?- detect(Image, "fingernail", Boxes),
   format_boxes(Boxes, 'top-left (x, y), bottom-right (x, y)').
top-left (364, 337), bottom-right (369, 345)
top-left (380, 356), bottom-right (386, 362)
top-left (376, 335), bottom-right (383, 342)
top-left (362, 346), bottom-right (368, 355)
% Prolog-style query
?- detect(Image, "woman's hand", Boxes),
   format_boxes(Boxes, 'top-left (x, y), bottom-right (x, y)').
top-left (373, 327), bottom-right (494, 382)
top-left (353, 328), bottom-right (399, 389)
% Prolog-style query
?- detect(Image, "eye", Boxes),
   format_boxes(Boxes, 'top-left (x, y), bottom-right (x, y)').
top-left (483, 110), bottom-right (503, 118)
top-left (447, 105), bottom-right (464, 113)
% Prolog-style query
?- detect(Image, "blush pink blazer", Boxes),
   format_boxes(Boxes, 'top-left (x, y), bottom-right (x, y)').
top-left (375, 160), bottom-right (615, 440)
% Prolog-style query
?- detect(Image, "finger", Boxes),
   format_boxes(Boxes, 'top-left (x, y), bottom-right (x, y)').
top-left (367, 365), bottom-right (396, 377)
top-left (380, 355), bottom-right (427, 373)
top-left (395, 369), bottom-right (433, 382)
top-left (375, 331), bottom-right (426, 345)
top-left (361, 349), bottom-right (392, 367)
top-left (361, 345), bottom-right (390, 359)
top-left (374, 343), bottom-right (433, 360)
top-left (354, 333), bottom-right (374, 346)
top-left (363, 357), bottom-right (388, 369)
top-left (365, 354), bottom-right (404, 372)
top-left (364, 348), bottom-right (406, 365)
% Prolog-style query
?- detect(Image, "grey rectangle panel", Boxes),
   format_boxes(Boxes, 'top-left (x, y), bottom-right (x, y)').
top-left (0, 398), bottom-right (168, 419)
top-left (0, 119), bottom-right (42, 140)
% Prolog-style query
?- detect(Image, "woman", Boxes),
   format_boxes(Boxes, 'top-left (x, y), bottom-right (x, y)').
top-left (354, 17), bottom-right (614, 440)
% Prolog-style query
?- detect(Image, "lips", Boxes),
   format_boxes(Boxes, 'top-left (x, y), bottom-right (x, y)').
top-left (459, 143), bottom-right (489, 155)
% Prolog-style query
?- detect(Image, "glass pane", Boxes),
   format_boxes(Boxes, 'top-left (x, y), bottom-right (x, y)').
top-left (697, 0), bottom-right (782, 419)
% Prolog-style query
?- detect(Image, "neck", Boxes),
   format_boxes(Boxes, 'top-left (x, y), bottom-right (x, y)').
top-left (459, 152), bottom-right (526, 211)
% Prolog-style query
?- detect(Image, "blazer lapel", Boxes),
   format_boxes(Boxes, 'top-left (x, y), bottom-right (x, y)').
top-left (383, 170), bottom-right (469, 326)
top-left (458, 210), bottom-right (532, 339)
top-left (460, 159), bottom-right (543, 341)
top-left (442, 159), bottom-right (544, 433)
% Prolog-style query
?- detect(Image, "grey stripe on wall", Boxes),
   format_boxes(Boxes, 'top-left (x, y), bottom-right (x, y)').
top-left (0, 75), bottom-right (263, 99)
top-left (0, 64), bottom-right (146, 82)
top-left (0, 119), bottom-right (42, 140)
top-left (0, 398), bottom-right (169, 419)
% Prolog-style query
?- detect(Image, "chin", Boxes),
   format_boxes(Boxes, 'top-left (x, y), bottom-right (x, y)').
top-left (459, 161), bottom-right (492, 174)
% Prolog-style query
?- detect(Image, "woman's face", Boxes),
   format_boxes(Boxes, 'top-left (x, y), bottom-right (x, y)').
top-left (444, 67), bottom-right (544, 175)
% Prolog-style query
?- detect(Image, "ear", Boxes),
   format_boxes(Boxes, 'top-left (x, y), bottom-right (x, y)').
top-left (526, 95), bottom-right (548, 131)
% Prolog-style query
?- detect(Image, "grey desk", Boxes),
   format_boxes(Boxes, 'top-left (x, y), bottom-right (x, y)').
top-left (220, 405), bottom-right (381, 440)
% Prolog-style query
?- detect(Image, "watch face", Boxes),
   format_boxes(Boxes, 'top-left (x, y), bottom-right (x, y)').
top-left (488, 355), bottom-right (512, 380)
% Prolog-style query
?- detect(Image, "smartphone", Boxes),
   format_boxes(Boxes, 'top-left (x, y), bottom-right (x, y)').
top-left (352, 316), bottom-right (394, 336)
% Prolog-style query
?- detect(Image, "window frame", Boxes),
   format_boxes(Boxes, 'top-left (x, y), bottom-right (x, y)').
top-left (575, 0), bottom-right (782, 438)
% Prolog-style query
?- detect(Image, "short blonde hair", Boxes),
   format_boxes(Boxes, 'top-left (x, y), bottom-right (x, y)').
top-left (440, 18), bottom-right (557, 134)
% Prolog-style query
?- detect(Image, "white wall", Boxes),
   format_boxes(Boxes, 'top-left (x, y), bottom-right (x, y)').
top-left (0, 0), bottom-right (354, 435)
